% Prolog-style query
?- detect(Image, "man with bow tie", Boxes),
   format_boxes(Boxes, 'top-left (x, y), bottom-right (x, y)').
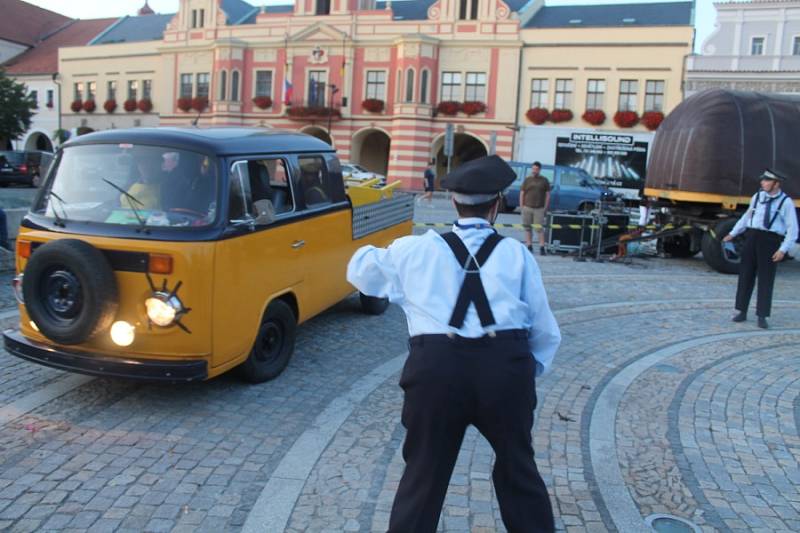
top-left (724, 169), bottom-right (799, 329)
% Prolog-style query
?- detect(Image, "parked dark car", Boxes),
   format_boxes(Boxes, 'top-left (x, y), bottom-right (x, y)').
top-left (502, 161), bottom-right (619, 212)
top-left (0, 150), bottom-right (54, 187)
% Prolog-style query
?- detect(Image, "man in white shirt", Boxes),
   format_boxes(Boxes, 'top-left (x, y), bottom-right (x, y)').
top-left (347, 155), bottom-right (560, 533)
top-left (724, 169), bottom-right (799, 329)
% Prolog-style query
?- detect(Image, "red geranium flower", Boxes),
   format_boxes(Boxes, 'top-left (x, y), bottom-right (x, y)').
top-left (614, 110), bottom-right (639, 128)
top-left (253, 96), bottom-right (273, 110)
top-left (582, 109), bottom-right (606, 126)
top-left (82, 100), bottom-right (96, 113)
top-left (138, 99), bottom-right (153, 113)
top-left (437, 101), bottom-right (462, 116)
top-left (641, 111), bottom-right (664, 130)
top-left (191, 96), bottom-right (209, 112)
top-left (550, 109), bottom-right (573, 123)
top-left (70, 100), bottom-right (83, 113)
top-left (103, 99), bottom-right (117, 113)
top-left (362, 98), bottom-right (385, 113)
top-left (462, 101), bottom-right (487, 116)
top-left (525, 107), bottom-right (549, 125)
top-left (177, 97), bottom-right (192, 112)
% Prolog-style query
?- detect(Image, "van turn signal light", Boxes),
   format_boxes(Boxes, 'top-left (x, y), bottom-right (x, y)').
top-left (148, 254), bottom-right (173, 274)
top-left (17, 240), bottom-right (31, 259)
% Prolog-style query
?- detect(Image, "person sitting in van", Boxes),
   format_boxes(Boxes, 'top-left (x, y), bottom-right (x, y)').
top-left (122, 154), bottom-right (162, 211)
top-left (300, 159), bottom-right (329, 206)
top-left (160, 152), bottom-right (215, 221)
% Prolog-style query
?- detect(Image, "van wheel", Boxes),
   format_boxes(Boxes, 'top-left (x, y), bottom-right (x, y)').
top-left (661, 234), bottom-right (699, 258)
top-left (701, 218), bottom-right (740, 274)
top-left (237, 300), bottom-right (297, 383)
top-left (579, 202), bottom-right (595, 212)
top-left (360, 292), bottom-right (389, 315)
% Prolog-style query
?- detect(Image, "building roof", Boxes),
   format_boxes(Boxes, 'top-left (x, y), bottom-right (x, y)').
top-left (4, 18), bottom-right (117, 75)
top-left (0, 0), bottom-right (72, 47)
top-left (374, 0), bottom-right (531, 20)
top-left (220, 0), bottom-right (259, 24)
top-left (524, 1), bottom-right (694, 28)
top-left (91, 13), bottom-right (173, 45)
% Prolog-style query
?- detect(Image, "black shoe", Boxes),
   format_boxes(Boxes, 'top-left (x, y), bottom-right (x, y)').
top-left (732, 312), bottom-right (747, 323)
top-left (757, 317), bottom-right (768, 329)
top-left (526, 244), bottom-right (533, 252)
top-left (540, 246), bottom-right (546, 256)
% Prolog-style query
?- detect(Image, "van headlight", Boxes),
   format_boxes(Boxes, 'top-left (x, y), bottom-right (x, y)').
top-left (145, 292), bottom-right (184, 327)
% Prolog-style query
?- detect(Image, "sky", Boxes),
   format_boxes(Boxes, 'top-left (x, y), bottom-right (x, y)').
top-left (25, 0), bottom-right (717, 53)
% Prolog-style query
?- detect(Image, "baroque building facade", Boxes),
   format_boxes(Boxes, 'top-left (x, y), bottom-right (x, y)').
top-left (59, 0), bottom-right (694, 189)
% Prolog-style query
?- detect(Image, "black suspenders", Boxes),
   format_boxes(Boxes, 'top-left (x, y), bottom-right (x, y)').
top-left (440, 232), bottom-right (505, 329)
top-left (750, 192), bottom-right (789, 231)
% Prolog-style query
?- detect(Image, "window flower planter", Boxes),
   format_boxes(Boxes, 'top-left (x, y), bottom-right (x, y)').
top-left (641, 111), bottom-right (664, 130)
top-left (138, 99), bottom-right (153, 113)
top-left (614, 110), bottom-right (639, 128)
top-left (462, 101), bottom-right (487, 116)
top-left (191, 96), bottom-right (209, 112)
top-left (252, 96), bottom-right (273, 110)
top-left (362, 98), bottom-right (385, 113)
top-left (582, 109), bottom-right (606, 126)
top-left (525, 107), bottom-right (549, 125)
top-left (82, 100), bottom-right (96, 113)
top-left (177, 97), bottom-right (192, 112)
top-left (550, 109), bottom-right (573, 123)
top-left (70, 100), bottom-right (83, 113)
top-left (103, 99), bottom-right (117, 113)
top-left (437, 101), bottom-right (462, 116)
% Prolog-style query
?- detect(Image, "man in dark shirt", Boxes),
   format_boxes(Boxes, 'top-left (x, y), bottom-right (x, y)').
top-left (519, 162), bottom-right (551, 254)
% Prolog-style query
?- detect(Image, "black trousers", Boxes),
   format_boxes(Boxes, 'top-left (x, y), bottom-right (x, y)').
top-left (735, 229), bottom-right (783, 318)
top-left (388, 331), bottom-right (555, 533)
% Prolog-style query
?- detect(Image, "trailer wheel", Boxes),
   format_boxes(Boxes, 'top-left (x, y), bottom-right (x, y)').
top-left (701, 218), bottom-right (740, 274)
top-left (661, 234), bottom-right (699, 258)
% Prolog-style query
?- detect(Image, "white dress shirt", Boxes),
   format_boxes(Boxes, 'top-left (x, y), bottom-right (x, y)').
top-left (730, 190), bottom-right (799, 253)
top-left (346, 218), bottom-right (561, 376)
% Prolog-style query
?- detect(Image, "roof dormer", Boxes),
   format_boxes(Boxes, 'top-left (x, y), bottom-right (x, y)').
top-left (426, 0), bottom-right (514, 23)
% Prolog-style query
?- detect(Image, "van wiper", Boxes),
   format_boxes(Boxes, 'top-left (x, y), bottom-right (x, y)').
top-left (47, 191), bottom-right (68, 227)
top-left (102, 178), bottom-right (149, 233)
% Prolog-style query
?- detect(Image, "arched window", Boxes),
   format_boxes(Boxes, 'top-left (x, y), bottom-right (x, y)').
top-left (219, 70), bottom-right (227, 100)
top-left (231, 71), bottom-right (240, 101)
top-left (405, 69), bottom-right (415, 102)
top-left (420, 69), bottom-right (429, 104)
top-left (459, 0), bottom-right (478, 20)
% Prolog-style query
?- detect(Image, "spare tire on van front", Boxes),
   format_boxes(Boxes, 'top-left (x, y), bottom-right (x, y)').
top-left (22, 239), bottom-right (119, 345)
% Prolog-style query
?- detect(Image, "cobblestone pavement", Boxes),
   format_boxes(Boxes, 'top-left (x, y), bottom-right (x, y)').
top-left (0, 199), bottom-right (799, 532)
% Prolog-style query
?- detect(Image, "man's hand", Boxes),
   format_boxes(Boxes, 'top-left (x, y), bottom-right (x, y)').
top-left (773, 250), bottom-right (786, 262)
top-left (722, 234), bottom-right (734, 242)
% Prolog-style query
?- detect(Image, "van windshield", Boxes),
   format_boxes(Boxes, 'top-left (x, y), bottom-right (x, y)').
top-left (34, 144), bottom-right (219, 228)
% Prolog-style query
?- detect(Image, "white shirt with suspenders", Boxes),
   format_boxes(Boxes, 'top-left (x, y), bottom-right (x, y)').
top-left (730, 190), bottom-right (799, 254)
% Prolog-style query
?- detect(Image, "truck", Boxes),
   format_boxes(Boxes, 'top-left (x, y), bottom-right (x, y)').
top-left (4, 127), bottom-right (413, 383)
top-left (645, 89), bottom-right (800, 273)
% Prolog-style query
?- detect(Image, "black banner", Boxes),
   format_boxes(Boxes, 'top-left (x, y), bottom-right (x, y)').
top-left (555, 133), bottom-right (648, 192)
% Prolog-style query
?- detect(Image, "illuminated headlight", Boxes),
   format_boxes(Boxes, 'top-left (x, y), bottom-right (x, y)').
top-left (145, 292), bottom-right (183, 327)
top-left (12, 274), bottom-right (23, 304)
top-left (110, 321), bottom-right (135, 347)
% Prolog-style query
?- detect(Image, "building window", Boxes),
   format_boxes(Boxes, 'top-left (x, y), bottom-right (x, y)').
top-left (107, 81), bottom-right (117, 101)
top-left (231, 71), bottom-right (240, 101)
top-left (29, 90), bottom-right (38, 108)
top-left (405, 69), bottom-right (415, 102)
top-left (196, 73), bottom-right (210, 98)
top-left (127, 80), bottom-right (138, 101)
top-left (365, 70), bottom-right (385, 100)
top-left (180, 74), bottom-right (193, 98)
top-left (74, 82), bottom-right (84, 101)
top-left (46, 89), bottom-right (53, 107)
top-left (586, 79), bottom-right (605, 109)
top-left (308, 70), bottom-right (327, 106)
top-left (420, 69), bottom-right (429, 104)
top-left (618, 80), bottom-right (638, 111)
top-left (87, 82), bottom-right (96, 101)
top-left (255, 70), bottom-right (272, 97)
top-left (530, 79), bottom-right (548, 108)
top-left (219, 70), bottom-right (227, 100)
top-left (440, 72), bottom-right (462, 101)
top-left (644, 80), bottom-right (664, 112)
top-left (142, 80), bottom-right (152, 100)
top-left (793, 36), bottom-right (800, 55)
top-left (554, 78), bottom-right (573, 109)
top-left (751, 36), bottom-right (765, 56)
top-left (316, 0), bottom-right (331, 15)
top-left (459, 0), bottom-right (478, 20)
top-left (191, 9), bottom-right (205, 28)
top-left (465, 72), bottom-right (486, 102)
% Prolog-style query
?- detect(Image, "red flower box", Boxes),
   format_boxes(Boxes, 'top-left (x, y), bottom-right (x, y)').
top-left (362, 98), bottom-right (385, 113)
top-left (525, 107), bottom-right (549, 125)
top-left (437, 101), bottom-right (462, 116)
top-left (103, 99), bottom-right (117, 113)
top-left (177, 97), bottom-right (192, 112)
top-left (550, 109), bottom-right (573, 123)
top-left (252, 96), bottom-right (273, 110)
top-left (83, 100), bottom-right (96, 113)
top-left (582, 109), bottom-right (606, 126)
top-left (286, 106), bottom-right (340, 119)
top-left (46, 102), bottom-right (53, 109)
top-left (192, 96), bottom-right (209, 112)
top-left (122, 99), bottom-right (137, 112)
top-left (613, 110), bottom-right (639, 128)
top-left (70, 100), bottom-right (83, 113)
top-left (641, 111), bottom-right (664, 130)
top-left (462, 101), bottom-right (487, 116)
top-left (138, 99), bottom-right (153, 113)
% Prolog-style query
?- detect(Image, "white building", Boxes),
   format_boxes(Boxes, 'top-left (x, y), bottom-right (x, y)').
top-left (686, 0), bottom-right (800, 96)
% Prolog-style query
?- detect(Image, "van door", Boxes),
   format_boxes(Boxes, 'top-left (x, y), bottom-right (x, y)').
top-left (211, 157), bottom-right (306, 369)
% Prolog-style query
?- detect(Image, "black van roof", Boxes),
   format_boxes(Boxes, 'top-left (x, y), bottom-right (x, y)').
top-left (65, 127), bottom-right (335, 156)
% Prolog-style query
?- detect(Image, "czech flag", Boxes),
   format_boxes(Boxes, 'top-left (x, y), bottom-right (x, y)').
top-left (283, 77), bottom-right (293, 105)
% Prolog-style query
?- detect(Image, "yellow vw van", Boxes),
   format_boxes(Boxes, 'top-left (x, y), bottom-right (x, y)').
top-left (4, 128), bottom-right (412, 383)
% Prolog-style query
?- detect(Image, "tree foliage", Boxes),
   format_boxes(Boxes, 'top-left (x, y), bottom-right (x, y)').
top-left (0, 69), bottom-right (36, 143)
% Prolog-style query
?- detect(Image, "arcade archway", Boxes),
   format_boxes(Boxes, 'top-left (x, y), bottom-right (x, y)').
top-left (300, 126), bottom-right (333, 146)
top-left (351, 128), bottom-right (390, 174)
top-left (432, 132), bottom-right (488, 182)
top-left (25, 132), bottom-right (53, 152)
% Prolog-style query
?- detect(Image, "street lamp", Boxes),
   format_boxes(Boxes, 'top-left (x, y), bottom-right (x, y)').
top-left (327, 83), bottom-right (339, 138)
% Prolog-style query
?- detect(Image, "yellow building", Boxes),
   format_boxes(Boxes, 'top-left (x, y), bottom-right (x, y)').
top-left (57, 0), bottom-right (694, 190)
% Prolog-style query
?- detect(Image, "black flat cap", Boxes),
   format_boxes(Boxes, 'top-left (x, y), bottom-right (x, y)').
top-left (440, 155), bottom-right (516, 198)
top-left (759, 168), bottom-right (787, 182)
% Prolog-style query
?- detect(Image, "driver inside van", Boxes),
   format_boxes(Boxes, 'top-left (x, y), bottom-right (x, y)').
top-left (122, 154), bottom-right (162, 210)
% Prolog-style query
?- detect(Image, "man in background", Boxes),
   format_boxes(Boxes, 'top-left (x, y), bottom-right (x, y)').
top-left (520, 162), bottom-right (551, 254)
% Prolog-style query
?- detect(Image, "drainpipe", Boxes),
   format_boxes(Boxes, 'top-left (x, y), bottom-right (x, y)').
top-left (52, 72), bottom-right (62, 145)
top-left (510, 42), bottom-right (524, 160)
